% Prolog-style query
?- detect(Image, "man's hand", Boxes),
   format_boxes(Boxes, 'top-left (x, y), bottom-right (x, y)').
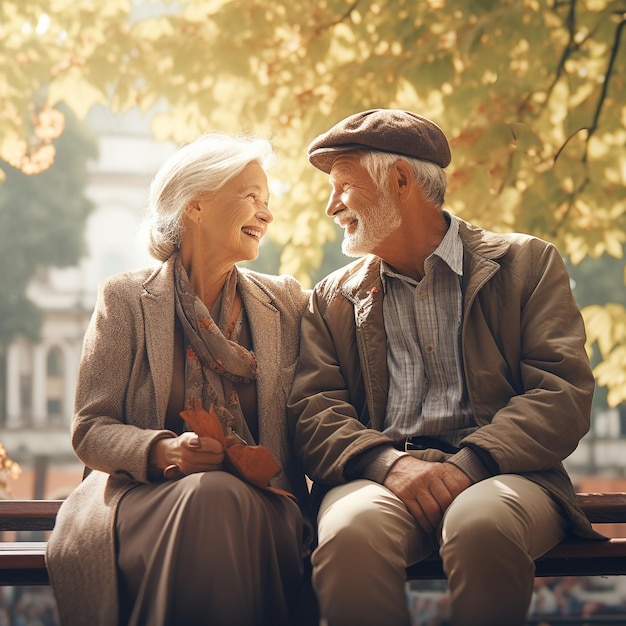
top-left (383, 455), bottom-right (471, 532)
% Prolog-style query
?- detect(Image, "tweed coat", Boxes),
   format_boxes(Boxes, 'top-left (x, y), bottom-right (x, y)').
top-left (288, 215), bottom-right (601, 541)
top-left (46, 256), bottom-right (311, 626)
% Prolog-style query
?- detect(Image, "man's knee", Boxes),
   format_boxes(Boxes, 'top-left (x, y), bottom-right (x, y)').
top-left (318, 480), bottom-right (418, 545)
top-left (317, 495), bottom-right (389, 560)
top-left (440, 475), bottom-right (565, 581)
top-left (441, 477), bottom-right (530, 558)
top-left (314, 480), bottom-right (421, 575)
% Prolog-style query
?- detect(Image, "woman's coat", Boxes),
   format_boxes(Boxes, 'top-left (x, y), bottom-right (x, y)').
top-left (46, 257), bottom-right (310, 625)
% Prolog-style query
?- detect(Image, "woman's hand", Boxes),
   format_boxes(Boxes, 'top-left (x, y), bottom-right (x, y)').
top-left (149, 432), bottom-right (225, 481)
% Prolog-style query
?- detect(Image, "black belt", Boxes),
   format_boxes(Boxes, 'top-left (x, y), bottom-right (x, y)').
top-left (393, 436), bottom-right (460, 454)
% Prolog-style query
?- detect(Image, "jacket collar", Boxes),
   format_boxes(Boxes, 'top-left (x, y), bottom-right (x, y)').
top-left (139, 258), bottom-right (282, 435)
top-left (336, 215), bottom-right (511, 429)
top-left (141, 257), bottom-right (280, 306)
top-left (340, 256), bottom-right (383, 311)
top-left (454, 214), bottom-right (510, 261)
top-left (141, 255), bottom-right (175, 297)
top-left (454, 215), bottom-right (510, 306)
top-left (340, 214), bottom-right (510, 306)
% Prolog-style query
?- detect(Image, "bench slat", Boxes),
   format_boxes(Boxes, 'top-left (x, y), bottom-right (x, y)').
top-left (406, 538), bottom-right (626, 580)
top-left (575, 492), bottom-right (626, 524)
top-left (3, 536), bottom-right (625, 584)
top-left (0, 542), bottom-right (49, 585)
top-left (1, 494), bottom-right (623, 527)
top-left (2, 493), bottom-right (626, 586)
top-left (0, 500), bottom-right (62, 531)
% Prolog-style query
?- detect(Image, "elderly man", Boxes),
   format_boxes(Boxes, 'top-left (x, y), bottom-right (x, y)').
top-left (287, 109), bottom-right (601, 626)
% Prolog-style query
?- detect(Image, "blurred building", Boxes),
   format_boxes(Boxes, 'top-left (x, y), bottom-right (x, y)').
top-left (1, 106), bottom-right (175, 499)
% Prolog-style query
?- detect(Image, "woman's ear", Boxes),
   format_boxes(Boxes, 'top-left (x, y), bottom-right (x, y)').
top-left (184, 201), bottom-right (202, 224)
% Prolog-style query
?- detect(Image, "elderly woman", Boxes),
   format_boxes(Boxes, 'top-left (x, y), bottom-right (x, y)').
top-left (46, 133), bottom-right (313, 626)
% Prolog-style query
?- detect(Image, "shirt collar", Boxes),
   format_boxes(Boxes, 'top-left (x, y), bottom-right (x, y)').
top-left (380, 211), bottom-right (463, 288)
top-left (432, 213), bottom-right (463, 276)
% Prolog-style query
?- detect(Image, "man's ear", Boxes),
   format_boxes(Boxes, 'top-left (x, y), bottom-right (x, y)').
top-left (391, 160), bottom-right (412, 196)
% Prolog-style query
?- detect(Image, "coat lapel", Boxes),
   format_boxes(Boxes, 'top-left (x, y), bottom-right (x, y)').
top-left (138, 263), bottom-right (288, 465)
top-left (141, 260), bottom-right (176, 428)
top-left (237, 271), bottom-right (286, 459)
top-left (455, 216), bottom-right (509, 316)
top-left (342, 257), bottom-right (389, 430)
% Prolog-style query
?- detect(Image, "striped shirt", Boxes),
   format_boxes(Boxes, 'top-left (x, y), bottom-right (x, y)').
top-left (381, 216), bottom-right (476, 446)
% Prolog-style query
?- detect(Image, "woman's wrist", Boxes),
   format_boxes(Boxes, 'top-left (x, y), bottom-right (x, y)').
top-left (148, 436), bottom-right (174, 481)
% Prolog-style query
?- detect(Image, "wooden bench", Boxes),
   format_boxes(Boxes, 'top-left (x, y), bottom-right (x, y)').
top-left (0, 499), bottom-right (61, 585)
top-left (407, 492), bottom-right (626, 579)
top-left (1, 493), bottom-right (626, 586)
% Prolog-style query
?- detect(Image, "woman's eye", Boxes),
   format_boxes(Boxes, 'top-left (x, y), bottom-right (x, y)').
top-left (247, 193), bottom-right (269, 209)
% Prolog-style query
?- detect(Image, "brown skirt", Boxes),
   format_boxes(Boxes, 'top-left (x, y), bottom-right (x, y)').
top-left (116, 470), bottom-right (305, 626)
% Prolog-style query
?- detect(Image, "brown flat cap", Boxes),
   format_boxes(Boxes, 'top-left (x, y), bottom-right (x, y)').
top-left (308, 108), bottom-right (451, 173)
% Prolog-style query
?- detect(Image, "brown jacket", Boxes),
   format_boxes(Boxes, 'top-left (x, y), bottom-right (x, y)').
top-left (46, 257), bottom-right (311, 625)
top-left (288, 215), bottom-right (599, 540)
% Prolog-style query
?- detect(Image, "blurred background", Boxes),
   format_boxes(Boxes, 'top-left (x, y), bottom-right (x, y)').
top-left (0, 0), bottom-right (625, 623)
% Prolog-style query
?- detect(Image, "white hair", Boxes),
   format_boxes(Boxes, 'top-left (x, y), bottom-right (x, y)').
top-left (360, 151), bottom-right (448, 208)
top-left (146, 132), bottom-right (275, 261)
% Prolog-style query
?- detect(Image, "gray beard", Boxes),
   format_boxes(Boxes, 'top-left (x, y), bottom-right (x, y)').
top-left (341, 194), bottom-right (401, 257)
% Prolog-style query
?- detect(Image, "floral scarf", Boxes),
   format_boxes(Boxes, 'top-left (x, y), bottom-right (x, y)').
top-left (174, 254), bottom-right (257, 442)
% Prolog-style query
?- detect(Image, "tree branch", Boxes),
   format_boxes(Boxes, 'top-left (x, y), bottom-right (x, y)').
top-left (583, 11), bottom-right (625, 160)
top-left (313, 1), bottom-right (360, 37)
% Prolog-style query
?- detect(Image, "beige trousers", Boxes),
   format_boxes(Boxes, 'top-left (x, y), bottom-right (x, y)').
top-left (313, 475), bottom-right (567, 626)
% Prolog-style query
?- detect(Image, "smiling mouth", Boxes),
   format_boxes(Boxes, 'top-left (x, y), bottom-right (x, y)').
top-left (242, 227), bottom-right (262, 240)
top-left (337, 218), bottom-right (357, 232)
top-left (335, 210), bottom-right (358, 230)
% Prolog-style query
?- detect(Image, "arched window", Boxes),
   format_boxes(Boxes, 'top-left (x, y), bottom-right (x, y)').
top-left (46, 347), bottom-right (64, 422)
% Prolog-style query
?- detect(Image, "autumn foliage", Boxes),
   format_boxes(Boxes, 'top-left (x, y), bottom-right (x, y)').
top-left (1, 0), bottom-right (624, 408)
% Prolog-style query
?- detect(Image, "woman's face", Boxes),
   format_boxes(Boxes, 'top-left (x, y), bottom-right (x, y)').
top-left (190, 161), bottom-right (273, 265)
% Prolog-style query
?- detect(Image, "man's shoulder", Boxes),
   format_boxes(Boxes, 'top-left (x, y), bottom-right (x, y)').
top-left (310, 256), bottom-right (381, 317)
top-left (455, 215), bottom-right (555, 261)
top-left (315, 256), bottom-right (377, 294)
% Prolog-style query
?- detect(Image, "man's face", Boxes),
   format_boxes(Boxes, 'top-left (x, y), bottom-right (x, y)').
top-left (326, 154), bottom-right (401, 257)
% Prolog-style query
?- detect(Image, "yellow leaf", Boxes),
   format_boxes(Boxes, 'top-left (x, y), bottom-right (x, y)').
top-left (0, 134), bottom-right (28, 167)
top-left (47, 68), bottom-right (107, 119)
top-left (594, 347), bottom-right (626, 407)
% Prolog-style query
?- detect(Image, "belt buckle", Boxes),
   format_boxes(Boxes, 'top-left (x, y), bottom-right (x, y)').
top-left (404, 436), bottom-right (459, 454)
top-left (404, 438), bottom-right (424, 452)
